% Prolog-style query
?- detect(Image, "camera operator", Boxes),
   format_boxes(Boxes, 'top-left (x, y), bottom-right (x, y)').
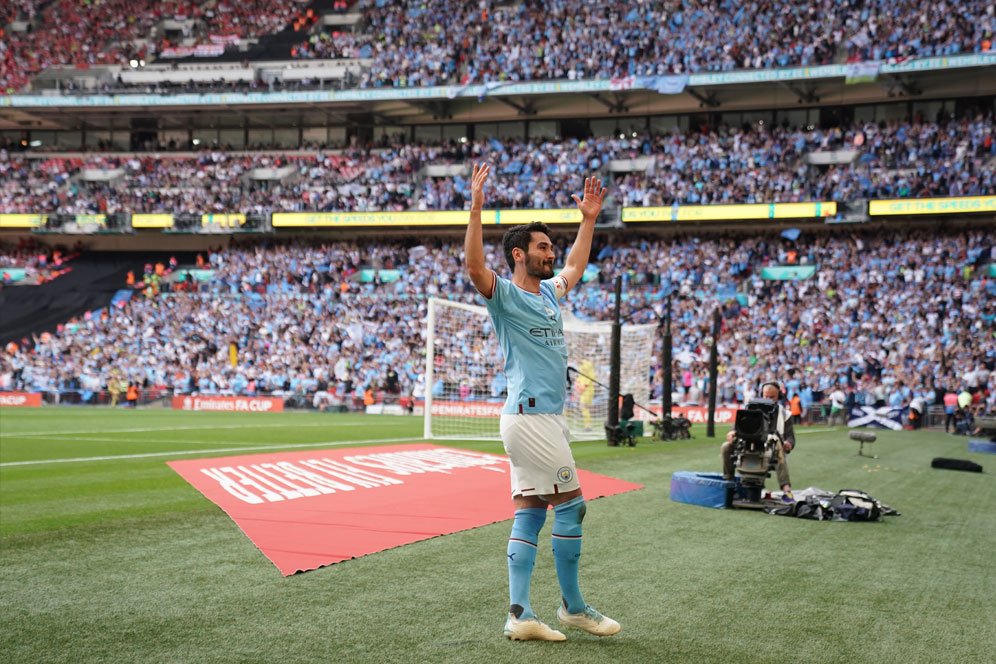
top-left (721, 381), bottom-right (797, 501)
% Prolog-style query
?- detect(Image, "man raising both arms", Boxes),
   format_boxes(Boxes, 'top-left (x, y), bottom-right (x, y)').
top-left (464, 163), bottom-right (621, 642)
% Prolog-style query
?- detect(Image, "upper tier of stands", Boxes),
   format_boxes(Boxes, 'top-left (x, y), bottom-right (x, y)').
top-left (2, 114), bottom-right (993, 214)
top-left (2, 0), bottom-right (993, 93)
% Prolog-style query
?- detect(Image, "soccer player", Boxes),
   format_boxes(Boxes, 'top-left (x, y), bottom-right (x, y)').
top-left (574, 358), bottom-right (597, 430)
top-left (463, 163), bottom-right (621, 642)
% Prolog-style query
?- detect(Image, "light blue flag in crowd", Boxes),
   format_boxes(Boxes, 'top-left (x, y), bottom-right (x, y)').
top-left (637, 75), bottom-right (689, 95)
top-left (478, 81), bottom-right (507, 101)
top-left (446, 81), bottom-right (509, 100)
top-left (845, 61), bottom-right (880, 84)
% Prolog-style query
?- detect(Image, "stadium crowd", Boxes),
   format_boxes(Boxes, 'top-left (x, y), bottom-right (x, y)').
top-left (2, 229), bottom-right (993, 422)
top-left (0, 0), bottom-right (38, 26)
top-left (2, 113), bottom-right (994, 214)
top-left (0, 0), bottom-right (317, 93)
top-left (154, 0), bottom-right (319, 59)
top-left (610, 113), bottom-right (996, 206)
top-left (0, 238), bottom-right (78, 285)
top-left (356, 0), bottom-right (995, 88)
top-left (2, 0), bottom-right (994, 94)
top-left (0, 155), bottom-right (85, 214)
top-left (1, 0), bottom-right (160, 93)
top-left (570, 229), bottom-right (995, 418)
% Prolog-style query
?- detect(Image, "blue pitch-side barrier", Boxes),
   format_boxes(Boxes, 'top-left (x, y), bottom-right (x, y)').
top-left (968, 439), bottom-right (996, 454)
top-left (670, 472), bottom-right (735, 509)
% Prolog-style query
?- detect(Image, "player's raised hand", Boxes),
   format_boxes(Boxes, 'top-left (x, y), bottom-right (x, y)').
top-left (571, 176), bottom-right (608, 222)
top-left (470, 162), bottom-right (490, 210)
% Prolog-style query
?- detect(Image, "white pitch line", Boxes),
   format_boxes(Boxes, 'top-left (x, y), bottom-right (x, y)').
top-left (11, 436), bottom-right (257, 446)
top-left (0, 436), bottom-right (427, 467)
top-left (4, 421), bottom-right (391, 438)
top-left (797, 428), bottom-right (837, 434)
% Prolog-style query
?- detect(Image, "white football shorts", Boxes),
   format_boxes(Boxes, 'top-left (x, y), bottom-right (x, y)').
top-left (499, 413), bottom-right (580, 497)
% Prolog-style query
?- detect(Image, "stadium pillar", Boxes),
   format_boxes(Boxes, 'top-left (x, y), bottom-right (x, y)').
top-left (939, 302), bottom-right (947, 372)
top-left (706, 308), bottom-right (721, 438)
top-left (606, 275), bottom-right (622, 441)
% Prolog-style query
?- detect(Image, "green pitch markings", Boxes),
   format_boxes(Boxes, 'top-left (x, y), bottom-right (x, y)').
top-left (1, 436), bottom-right (427, 467)
top-left (1, 409), bottom-right (994, 663)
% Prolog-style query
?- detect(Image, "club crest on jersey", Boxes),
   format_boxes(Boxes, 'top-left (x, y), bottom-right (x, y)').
top-left (557, 466), bottom-right (574, 483)
top-left (544, 306), bottom-right (557, 321)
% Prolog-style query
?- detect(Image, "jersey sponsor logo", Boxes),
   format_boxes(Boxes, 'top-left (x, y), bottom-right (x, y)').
top-left (528, 326), bottom-right (562, 338)
top-left (529, 323), bottom-right (566, 347)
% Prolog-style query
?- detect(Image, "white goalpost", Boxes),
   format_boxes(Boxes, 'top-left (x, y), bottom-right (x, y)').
top-left (424, 297), bottom-right (658, 441)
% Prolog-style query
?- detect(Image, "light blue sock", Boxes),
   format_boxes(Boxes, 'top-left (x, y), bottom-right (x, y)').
top-left (507, 507), bottom-right (547, 619)
top-left (552, 496), bottom-right (586, 614)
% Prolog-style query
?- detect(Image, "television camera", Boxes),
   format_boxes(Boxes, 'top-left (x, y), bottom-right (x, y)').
top-left (650, 413), bottom-right (692, 441)
top-left (729, 398), bottom-right (783, 509)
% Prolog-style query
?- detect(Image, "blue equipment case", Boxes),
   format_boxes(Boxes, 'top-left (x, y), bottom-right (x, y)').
top-left (968, 439), bottom-right (996, 454)
top-left (669, 471), bottom-right (736, 509)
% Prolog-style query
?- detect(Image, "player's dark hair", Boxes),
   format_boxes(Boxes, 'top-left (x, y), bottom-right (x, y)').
top-left (502, 221), bottom-right (552, 271)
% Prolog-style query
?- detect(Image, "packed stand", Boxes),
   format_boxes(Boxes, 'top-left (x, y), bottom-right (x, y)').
top-left (609, 114), bottom-right (996, 206)
top-left (0, 153), bottom-right (83, 213)
top-left (291, 29), bottom-right (367, 60)
top-left (820, 114), bottom-right (996, 200)
top-left (0, 241), bottom-right (433, 409)
top-left (0, 0), bottom-right (39, 26)
top-left (0, 238), bottom-right (79, 285)
top-left (2, 113), bottom-right (995, 214)
top-left (3, 0), bottom-right (994, 95)
top-left (28, 150), bottom-right (420, 215)
top-left (155, 1), bottom-right (318, 59)
top-left (0, 0), bottom-right (169, 93)
top-left (355, 0), bottom-right (995, 88)
top-left (0, 0), bottom-right (317, 93)
top-left (569, 230), bottom-right (995, 423)
top-left (1, 230), bottom-right (993, 423)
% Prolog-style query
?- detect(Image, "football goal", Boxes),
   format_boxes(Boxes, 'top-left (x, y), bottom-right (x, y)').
top-left (423, 297), bottom-right (657, 441)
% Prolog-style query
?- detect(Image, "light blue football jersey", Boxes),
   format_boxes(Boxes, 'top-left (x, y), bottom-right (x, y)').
top-left (483, 273), bottom-right (568, 414)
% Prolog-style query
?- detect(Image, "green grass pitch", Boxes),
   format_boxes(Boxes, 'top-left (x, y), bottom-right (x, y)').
top-left (1, 408), bottom-right (994, 663)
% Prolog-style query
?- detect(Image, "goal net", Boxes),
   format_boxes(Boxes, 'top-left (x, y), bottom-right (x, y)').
top-left (423, 297), bottom-right (657, 441)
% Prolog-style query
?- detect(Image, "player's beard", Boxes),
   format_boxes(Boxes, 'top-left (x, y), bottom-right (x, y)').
top-left (526, 255), bottom-right (555, 279)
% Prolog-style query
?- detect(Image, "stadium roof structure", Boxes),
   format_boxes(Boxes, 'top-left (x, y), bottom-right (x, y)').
top-left (2, 54), bottom-right (994, 134)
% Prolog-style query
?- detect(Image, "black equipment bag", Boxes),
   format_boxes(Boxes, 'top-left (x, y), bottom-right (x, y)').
top-left (931, 457), bottom-right (983, 473)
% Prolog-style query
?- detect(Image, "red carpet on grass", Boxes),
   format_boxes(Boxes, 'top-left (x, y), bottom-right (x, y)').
top-left (168, 443), bottom-right (643, 575)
